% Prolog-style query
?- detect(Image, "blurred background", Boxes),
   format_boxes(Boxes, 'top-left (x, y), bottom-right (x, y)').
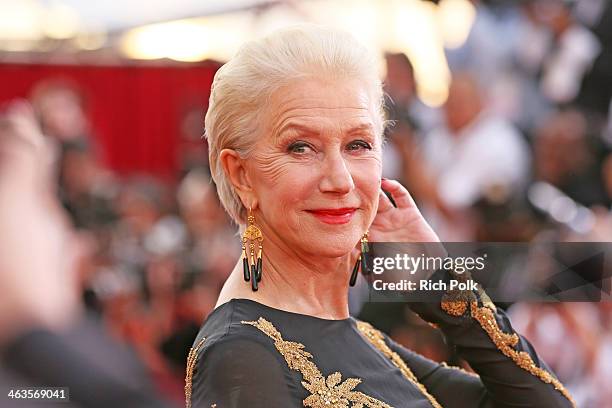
top-left (1, 0), bottom-right (611, 406)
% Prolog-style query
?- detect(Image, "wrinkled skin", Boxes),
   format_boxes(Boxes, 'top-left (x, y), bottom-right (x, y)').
top-left (220, 77), bottom-right (439, 293)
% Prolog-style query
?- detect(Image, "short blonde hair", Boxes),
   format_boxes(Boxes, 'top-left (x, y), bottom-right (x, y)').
top-left (205, 24), bottom-right (385, 227)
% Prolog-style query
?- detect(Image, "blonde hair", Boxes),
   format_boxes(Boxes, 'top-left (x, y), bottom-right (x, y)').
top-left (205, 24), bottom-right (385, 228)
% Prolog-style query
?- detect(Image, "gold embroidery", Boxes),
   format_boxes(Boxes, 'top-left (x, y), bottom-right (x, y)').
top-left (468, 301), bottom-right (576, 407)
top-left (356, 321), bottom-right (443, 408)
top-left (477, 286), bottom-right (496, 312)
top-left (439, 269), bottom-right (574, 405)
top-left (440, 271), bottom-right (476, 317)
top-left (440, 299), bottom-right (468, 317)
top-left (185, 337), bottom-right (206, 408)
top-left (242, 317), bottom-right (391, 408)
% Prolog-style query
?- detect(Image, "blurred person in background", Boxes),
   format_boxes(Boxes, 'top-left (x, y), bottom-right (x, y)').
top-left (453, 0), bottom-right (604, 134)
top-left (533, 108), bottom-right (608, 207)
top-left (176, 169), bottom-right (240, 291)
top-left (0, 101), bottom-right (173, 407)
top-left (577, 0), bottom-right (612, 124)
top-left (30, 79), bottom-right (91, 145)
top-left (446, 0), bottom-right (527, 128)
top-left (59, 142), bottom-right (117, 229)
top-left (30, 78), bottom-right (118, 230)
top-left (517, 0), bottom-right (601, 107)
top-left (383, 52), bottom-right (441, 139)
top-left (382, 53), bottom-right (446, 218)
top-left (420, 72), bottom-right (532, 241)
top-left (177, 104), bottom-right (212, 178)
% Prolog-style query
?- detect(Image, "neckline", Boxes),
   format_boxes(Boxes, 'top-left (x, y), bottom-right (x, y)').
top-left (222, 298), bottom-right (355, 324)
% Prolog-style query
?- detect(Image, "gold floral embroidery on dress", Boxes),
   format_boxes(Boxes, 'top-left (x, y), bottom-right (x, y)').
top-left (185, 337), bottom-right (206, 408)
top-left (356, 321), bottom-right (442, 408)
top-left (441, 288), bottom-right (475, 316)
top-left (440, 271), bottom-right (478, 317)
top-left (242, 317), bottom-right (392, 408)
top-left (468, 301), bottom-right (577, 407)
top-left (439, 281), bottom-right (576, 408)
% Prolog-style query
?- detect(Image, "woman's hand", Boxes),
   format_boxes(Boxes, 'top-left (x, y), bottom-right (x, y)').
top-left (368, 178), bottom-right (440, 243)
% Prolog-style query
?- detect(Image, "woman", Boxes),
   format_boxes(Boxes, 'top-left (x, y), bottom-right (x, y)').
top-left (186, 25), bottom-right (575, 408)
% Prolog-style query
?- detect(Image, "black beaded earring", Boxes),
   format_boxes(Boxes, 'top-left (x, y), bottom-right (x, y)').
top-left (349, 231), bottom-right (369, 286)
top-left (242, 207), bottom-right (263, 291)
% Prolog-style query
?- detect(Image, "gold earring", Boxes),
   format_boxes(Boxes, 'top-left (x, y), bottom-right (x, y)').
top-left (242, 207), bottom-right (263, 291)
top-left (349, 231), bottom-right (369, 286)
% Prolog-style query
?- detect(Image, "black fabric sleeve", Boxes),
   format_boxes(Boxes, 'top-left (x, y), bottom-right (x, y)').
top-left (402, 269), bottom-right (576, 408)
top-left (190, 335), bottom-right (295, 408)
top-left (385, 337), bottom-right (491, 407)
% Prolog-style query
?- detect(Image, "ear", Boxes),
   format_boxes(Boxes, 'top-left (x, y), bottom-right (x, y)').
top-left (219, 148), bottom-right (255, 207)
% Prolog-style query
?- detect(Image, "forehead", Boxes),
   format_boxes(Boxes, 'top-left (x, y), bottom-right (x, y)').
top-left (264, 77), bottom-right (378, 134)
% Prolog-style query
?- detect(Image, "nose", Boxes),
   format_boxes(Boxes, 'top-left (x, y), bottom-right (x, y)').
top-left (319, 150), bottom-right (354, 194)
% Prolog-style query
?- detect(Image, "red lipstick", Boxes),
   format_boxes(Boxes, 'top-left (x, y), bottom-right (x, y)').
top-left (306, 207), bottom-right (357, 224)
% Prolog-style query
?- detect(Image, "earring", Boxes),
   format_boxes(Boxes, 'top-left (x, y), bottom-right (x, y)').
top-left (349, 231), bottom-right (369, 286)
top-left (242, 207), bottom-right (263, 291)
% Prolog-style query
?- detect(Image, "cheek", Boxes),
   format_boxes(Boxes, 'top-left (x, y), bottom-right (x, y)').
top-left (353, 156), bottom-right (382, 196)
top-left (250, 152), bottom-right (317, 211)
top-left (351, 157), bottom-right (382, 224)
top-left (251, 151), bottom-right (296, 186)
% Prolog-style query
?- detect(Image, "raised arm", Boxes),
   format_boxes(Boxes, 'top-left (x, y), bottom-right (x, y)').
top-left (401, 268), bottom-right (575, 408)
top-left (367, 179), bottom-right (575, 407)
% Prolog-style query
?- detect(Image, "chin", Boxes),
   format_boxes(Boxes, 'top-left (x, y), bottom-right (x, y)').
top-left (312, 245), bottom-right (353, 259)
top-left (290, 214), bottom-right (363, 256)
top-left (311, 232), bottom-right (359, 258)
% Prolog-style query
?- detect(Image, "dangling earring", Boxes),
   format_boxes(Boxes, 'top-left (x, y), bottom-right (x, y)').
top-left (242, 207), bottom-right (263, 291)
top-left (349, 231), bottom-right (369, 286)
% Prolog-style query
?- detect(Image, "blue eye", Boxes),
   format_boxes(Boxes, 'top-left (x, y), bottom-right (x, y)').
top-left (347, 140), bottom-right (372, 151)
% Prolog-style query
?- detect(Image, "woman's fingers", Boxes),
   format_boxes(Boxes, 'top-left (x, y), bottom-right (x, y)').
top-left (381, 178), bottom-right (417, 209)
top-left (377, 188), bottom-right (395, 213)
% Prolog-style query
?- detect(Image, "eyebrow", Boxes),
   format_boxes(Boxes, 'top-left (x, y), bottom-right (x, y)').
top-left (275, 122), bottom-right (375, 139)
top-left (346, 123), bottom-right (376, 135)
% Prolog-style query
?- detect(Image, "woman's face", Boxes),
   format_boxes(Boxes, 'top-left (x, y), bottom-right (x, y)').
top-left (246, 77), bottom-right (382, 258)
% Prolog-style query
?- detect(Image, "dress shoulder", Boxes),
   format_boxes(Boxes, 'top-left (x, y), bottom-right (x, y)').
top-left (186, 301), bottom-right (296, 408)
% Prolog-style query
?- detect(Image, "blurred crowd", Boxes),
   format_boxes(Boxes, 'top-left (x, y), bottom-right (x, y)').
top-left (2, 1), bottom-right (612, 407)
top-left (379, 2), bottom-right (612, 407)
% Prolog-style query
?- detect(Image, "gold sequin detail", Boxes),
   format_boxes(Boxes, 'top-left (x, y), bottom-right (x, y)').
top-left (440, 275), bottom-right (477, 317)
top-left (356, 321), bottom-right (442, 408)
top-left (466, 301), bottom-right (576, 407)
top-left (185, 337), bottom-right (206, 408)
top-left (440, 296), bottom-right (469, 316)
top-left (242, 317), bottom-right (391, 408)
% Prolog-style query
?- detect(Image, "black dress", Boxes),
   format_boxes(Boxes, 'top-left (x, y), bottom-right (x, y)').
top-left (186, 295), bottom-right (575, 408)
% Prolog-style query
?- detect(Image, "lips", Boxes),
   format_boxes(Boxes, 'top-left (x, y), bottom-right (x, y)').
top-left (308, 208), bottom-right (357, 215)
top-left (306, 207), bottom-right (357, 224)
